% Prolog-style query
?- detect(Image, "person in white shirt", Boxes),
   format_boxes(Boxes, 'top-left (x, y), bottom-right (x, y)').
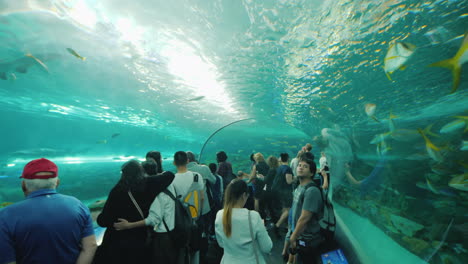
top-left (215, 179), bottom-right (272, 264)
top-left (173, 151), bottom-right (205, 264)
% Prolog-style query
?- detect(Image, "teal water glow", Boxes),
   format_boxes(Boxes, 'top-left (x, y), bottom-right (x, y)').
top-left (1, 0), bottom-right (467, 263)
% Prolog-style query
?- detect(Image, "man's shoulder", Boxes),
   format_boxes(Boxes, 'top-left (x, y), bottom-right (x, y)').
top-left (56, 193), bottom-right (85, 204)
top-left (303, 185), bottom-right (322, 202)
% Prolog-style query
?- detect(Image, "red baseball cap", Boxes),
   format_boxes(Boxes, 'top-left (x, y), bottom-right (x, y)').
top-left (21, 158), bottom-right (58, 179)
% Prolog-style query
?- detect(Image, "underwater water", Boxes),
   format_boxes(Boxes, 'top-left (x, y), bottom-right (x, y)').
top-left (0, 0), bottom-right (467, 263)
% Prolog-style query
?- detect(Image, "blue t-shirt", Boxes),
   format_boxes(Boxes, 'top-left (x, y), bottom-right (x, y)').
top-left (0, 189), bottom-right (94, 264)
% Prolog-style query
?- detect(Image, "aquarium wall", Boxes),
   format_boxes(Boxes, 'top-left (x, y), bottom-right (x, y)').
top-left (1, 0), bottom-right (467, 263)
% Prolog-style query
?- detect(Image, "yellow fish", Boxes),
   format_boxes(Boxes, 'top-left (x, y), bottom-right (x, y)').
top-left (25, 53), bottom-right (49, 73)
top-left (384, 42), bottom-right (417, 80)
top-left (439, 118), bottom-right (466, 134)
top-left (429, 33), bottom-right (468, 93)
top-left (66, 48), bottom-right (86, 61)
top-left (448, 173), bottom-right (468, 192)
top-left (388, 112), bottom-right (398, 132)
top-left (365, 103), bottom-right (380, 123)
top-left (418, 125), bottom-right (442, 163)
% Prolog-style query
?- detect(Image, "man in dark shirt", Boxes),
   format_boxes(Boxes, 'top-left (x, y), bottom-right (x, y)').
top-left (271, 153), bottom-right (293, 234)
top-left (289, 157), bottom-right (324, 264)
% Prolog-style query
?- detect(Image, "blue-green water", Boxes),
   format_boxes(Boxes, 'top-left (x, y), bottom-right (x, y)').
top-left (1, 0), bottom-right (467, 263)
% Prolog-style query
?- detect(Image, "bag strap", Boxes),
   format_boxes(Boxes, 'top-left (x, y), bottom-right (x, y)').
top-left (128, 191), bottom-right (145, 220)
top-left (162, 189), bottom-right (177, 233)
top-left (248, 211), bottom-right (260, 264)
top-left (163, 189), bottom-right (177, 200)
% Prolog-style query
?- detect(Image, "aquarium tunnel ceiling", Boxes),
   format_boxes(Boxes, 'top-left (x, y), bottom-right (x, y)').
top-left (0, 0), bottom-right (467, 158)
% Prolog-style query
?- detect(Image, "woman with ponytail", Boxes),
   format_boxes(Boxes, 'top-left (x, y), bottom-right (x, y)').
top-left (215, 179), bottom-right (272, 264)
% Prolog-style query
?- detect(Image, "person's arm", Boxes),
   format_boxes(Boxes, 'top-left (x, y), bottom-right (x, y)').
top-left (285, 173), bottom-right (293, 184)
top-left (254, 199), bottom-right (260, 212)
top-left (321, 170), bottom-right (329, 189)
top-left (0, 215), bottom-right (16, 264)
top-left (253, 211), bottom-right (273, 253)
top-left (250, 164), bottom-right (257, 180)
top-left (290, 187), bottom-right (321, 248)
top-left (345, 163), bottom-right (361, 186)
top-left (113, 219), bottom-right (146, 230)
top-left (147, 171), bottom-right (175, 195)
top-left (145, 194), bottom-right (163, 228)
top-left (75, 235), bottom-right (97, 264)
top-left (289, 210), bottom-right (313, 248)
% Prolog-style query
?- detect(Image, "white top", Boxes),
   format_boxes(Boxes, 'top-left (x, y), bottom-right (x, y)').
top-left (173, 171), bottom-right (206, 215)
top-left (320, 156), bottom-right (328, 171)
top-left (172, 171), bottom-right (205, 197)
top-left (290, 157), bottom-right (299, 176)
top-left (146, 184), bottom-right (175, 232)
top-left (215, 209), bottom-right (272, 264)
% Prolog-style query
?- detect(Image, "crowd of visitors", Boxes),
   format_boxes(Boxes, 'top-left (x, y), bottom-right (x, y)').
top-left (0, 143), bottom-right (336, 264)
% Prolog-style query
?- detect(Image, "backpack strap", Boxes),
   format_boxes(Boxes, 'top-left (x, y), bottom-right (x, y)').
top-left (163, 189), bottom-right (177, 200)
top-left (162, 189), bottom-right (177, 233)
top-left (299, 182), bottom-right (325, 219)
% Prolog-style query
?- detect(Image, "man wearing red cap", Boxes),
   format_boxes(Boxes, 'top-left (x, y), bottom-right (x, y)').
top-left (0, 158), bottom-right (97, 264)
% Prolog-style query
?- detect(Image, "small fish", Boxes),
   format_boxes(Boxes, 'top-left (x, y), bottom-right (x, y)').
top-left (370, 132), bottom-right (391, 144)
top-left (461, 141), bottom-right (468, 151)
top-left (429, 33), bottom-right (468, 93)
top-left (187, 96), bottom-right (205, 101)
top-left (388, 112), bottom-right (398, 132)
top-left (384, 42), bottom-right (417, 80)
top-left (431, 163), bottom-right (452, 175)
top-left (96, 140), bottom-right (107, 144)
top-left (66, 48), bottom-right (86, 61)
top-left (365, 103), bottom-right (380, 123)
top-left (418, 126), bottom-right (443, 162)
top-left (25, 53), bottom-right (49, 73)
top-left (376, 138), bottom-right (391, 156)
top-left (448, 173), bottom-right (468, 191)
top-left (111, 133), bottom-right (121, 138)
top-left (426, 177), bottom-right (440, 195)
top-left (440, 119), bottom-right (466, 134)
top-left (0, 202), bottom-right (13, 208)
top-left (0, 175), bottom-right (9, 178)
top-left (390, 129), bottom-right (419, 142)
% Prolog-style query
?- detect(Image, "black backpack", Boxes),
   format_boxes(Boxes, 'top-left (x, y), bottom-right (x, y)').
top-left (162, 189), bottom-right (193, 249)
top-left (162, 173), bottom-right (203, 250)
top-left (300, 182), bottom-right (336, 242)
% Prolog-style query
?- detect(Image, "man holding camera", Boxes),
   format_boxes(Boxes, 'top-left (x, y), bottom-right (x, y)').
top-left (288, 157), bottom-right (325, 264)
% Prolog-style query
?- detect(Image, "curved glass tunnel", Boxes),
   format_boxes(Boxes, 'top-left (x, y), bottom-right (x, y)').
top-left (1, 0), bottom-right (467, 263)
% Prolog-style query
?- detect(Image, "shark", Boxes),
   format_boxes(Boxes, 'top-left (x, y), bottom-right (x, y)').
top-left (0, 53), bottom-right (61, 80)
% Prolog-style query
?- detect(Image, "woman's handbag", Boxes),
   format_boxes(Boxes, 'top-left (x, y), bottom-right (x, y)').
top-left (248, 210), bottom-right (260, 264)
top-left (128, 191), bottom-right (153, 247)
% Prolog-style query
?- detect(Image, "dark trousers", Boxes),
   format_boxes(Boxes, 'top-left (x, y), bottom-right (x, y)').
top-left (297, 242), bottom-right (329, 264)
top-left (152, 232), bottom-right (185, 264)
